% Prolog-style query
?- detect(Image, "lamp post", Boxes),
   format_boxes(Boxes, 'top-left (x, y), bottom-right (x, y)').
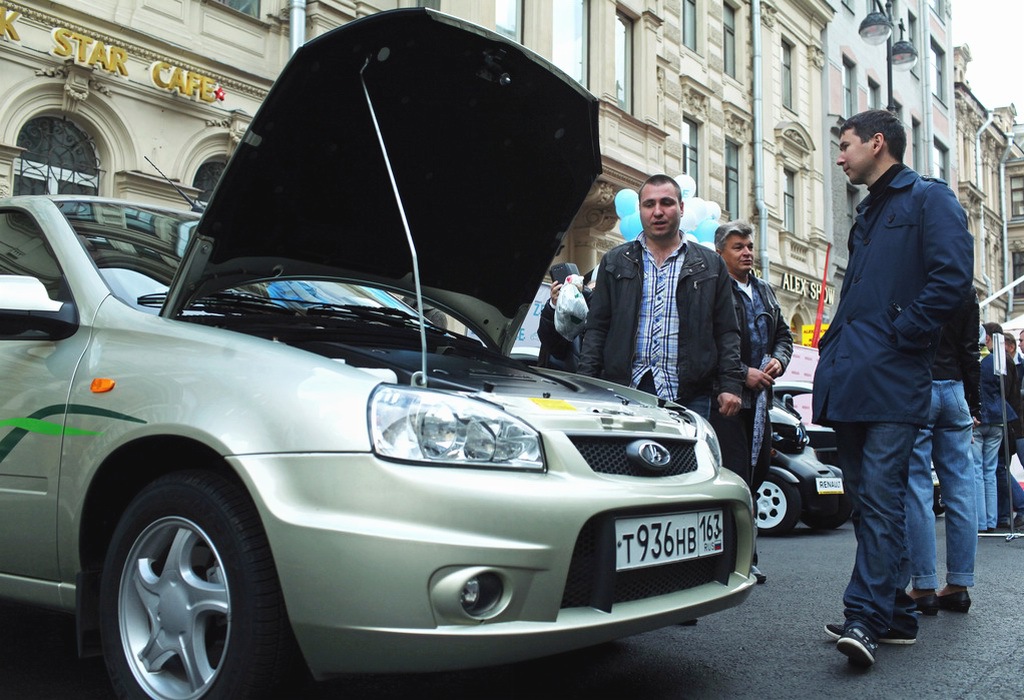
top-left (859, 0), bottom-right (918, 113)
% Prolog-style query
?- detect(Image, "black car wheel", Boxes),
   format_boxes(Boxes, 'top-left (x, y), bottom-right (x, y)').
top-left (755, 473), bottom-right (802, 536)
top-left (800, 492), bottom-right (853, 530)
top-left (99, 471), bottom-right (299, 699)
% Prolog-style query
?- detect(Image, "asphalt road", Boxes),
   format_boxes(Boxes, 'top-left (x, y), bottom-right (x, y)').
top-left (2, 520), bottom-right (1022, 699)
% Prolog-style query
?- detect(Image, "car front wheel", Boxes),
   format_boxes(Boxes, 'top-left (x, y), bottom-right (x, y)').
top-left (99, 471), bottom-right (298, 700)
top-left (755, 474), bottom-right (802, 536)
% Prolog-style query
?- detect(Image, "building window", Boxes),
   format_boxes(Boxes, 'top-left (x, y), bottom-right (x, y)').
top-left (784, 169), bottom-right (796, 231)
top-left (724, 5), bottom-right (737, 78)
top-left (14, 116), bottom-right (99, 196)
top-left (417, 0), bottom-right (441, 7)
top-left (843, 59), bottom-right (856, 118)
top-left (846, 185), bottom-right (859, 232)
top-left (495, 0), bottom-right (522, 42)
top-left (868, 79), bottom-right (881, 110)
top-left (932, 139), bottom-right (948, 181)
top-left (725, 140), bottom-right (740, 218)
top-left (615, 13), bottom-right (632, 112)
top-left (842, 0), bottom-right (854, 9)
top-left (907, 12), bottom-right (918, 75)
top-left (192, 159), bottom-right (227, 204)
top-left (781, 39), bottom-right (793, 110)
top-left (1014, 252), bottom-right (1024, 298)
top-left (1011, 175), bottom-right (1024, 218)
top-left (931, 40), bottom-right (945, 102)
top-left (682, 0), bottom-right (697, 51)
top-left (929, 0), bottom-right (945, 17)
top-left (911, 118), bottom-right (923, 172)
top-left (213, 0), bottom-right (258, 17)
top-left (553, 0), bottom-right (587, 85)
top-left (682, 117), bottom-right (700, 186)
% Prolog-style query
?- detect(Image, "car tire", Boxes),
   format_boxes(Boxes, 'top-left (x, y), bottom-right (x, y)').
top-left (99, 470), bottom-right (300, 700)
top-left (800, 493), bottom-right (853, 530)
top-left (755, 474), bottom-right (802, 536)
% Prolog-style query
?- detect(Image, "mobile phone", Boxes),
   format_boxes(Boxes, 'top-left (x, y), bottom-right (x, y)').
top-left (549, 262), bottom-right (579, 283)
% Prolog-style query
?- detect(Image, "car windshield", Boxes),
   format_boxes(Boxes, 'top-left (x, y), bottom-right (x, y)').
top-left (61, 200), bottom-right (198, 312)
top-left (61, 201), bottom-right (427, 324)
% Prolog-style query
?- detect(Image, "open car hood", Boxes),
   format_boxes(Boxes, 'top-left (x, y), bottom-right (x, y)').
top-left (170, 9), bottom-right (600, 350)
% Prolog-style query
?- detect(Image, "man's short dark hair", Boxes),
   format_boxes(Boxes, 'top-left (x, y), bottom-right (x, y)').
top-left (714, 220), bottom-right (754, 252)
top-left (639, 174), bottom-right (682, 202)
top-left (983, 321), bottom-right (1004, 340)
top-left (840, 109), bottom-right (907, 163)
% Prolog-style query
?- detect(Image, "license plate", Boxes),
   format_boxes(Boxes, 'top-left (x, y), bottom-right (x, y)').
top-left (816, 477), bottom-right (844, 494)
top-left (614, 510), bottom-right (724, 571)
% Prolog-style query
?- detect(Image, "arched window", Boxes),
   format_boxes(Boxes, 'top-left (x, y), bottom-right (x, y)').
top-left (192, 159), bottom-right (226, 204)
top-left (14, 116), bottom-right (99, 196)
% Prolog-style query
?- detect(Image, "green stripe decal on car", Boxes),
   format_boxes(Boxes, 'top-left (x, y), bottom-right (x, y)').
top-left (0, 404), bottom-right (146, 463)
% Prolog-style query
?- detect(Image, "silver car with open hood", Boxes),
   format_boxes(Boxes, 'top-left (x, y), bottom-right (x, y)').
top-left (0, 9), bottom-right (755, 699)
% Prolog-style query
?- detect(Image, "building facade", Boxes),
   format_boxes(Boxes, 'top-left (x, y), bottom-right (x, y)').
top-left (953, 45), bottom-right (1023, 324)
top-left (5, 1), bottom-right (1002, 343)
top-left (822, 0), bottom-right (958, 326)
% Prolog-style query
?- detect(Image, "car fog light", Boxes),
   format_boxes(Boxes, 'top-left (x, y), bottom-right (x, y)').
top-left (460, 573), bottom-right (503, 617)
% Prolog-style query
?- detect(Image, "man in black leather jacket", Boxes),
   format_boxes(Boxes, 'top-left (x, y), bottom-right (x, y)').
top-left (578, 174), bottom-right (743, 418)
top-left (710, 221), bottom-right (793, 583)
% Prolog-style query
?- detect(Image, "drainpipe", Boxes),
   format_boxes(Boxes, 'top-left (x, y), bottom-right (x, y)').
top-left (919, 0), bottom-right (934, 178)
top-left (1001, 130), bottom-right (1016, 317)
top-left (752, 0), bottom-right (768, 283)
top-left (289, 0), bottom-right (306, 56)
top-left (976, 111), bottom-right (994, 311)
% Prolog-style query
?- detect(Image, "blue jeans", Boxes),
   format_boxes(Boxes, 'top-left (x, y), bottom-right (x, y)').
top-left (905, 381), bottom-right (976, 589)
top-left (972, 424), bottom-right (1003, 529)
top-left (835, 422), bottom-right (919, 640)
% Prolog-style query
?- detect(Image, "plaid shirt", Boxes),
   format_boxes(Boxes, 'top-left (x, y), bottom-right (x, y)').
top-left (631, 234), bottom-right (686, 400)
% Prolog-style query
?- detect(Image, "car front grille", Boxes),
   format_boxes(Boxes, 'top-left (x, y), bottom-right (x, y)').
top-left (560, 507), bottom-right (737, 611)
top-left (567, 436), bottom-right (699, 477)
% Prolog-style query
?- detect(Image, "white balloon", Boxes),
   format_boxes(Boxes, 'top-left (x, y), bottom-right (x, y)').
top-left (706, 201), bottom-right (722, 223)
top-left (680, 198), bottom-right (700, 232)
top-left (684, 197), bottom-right (707, 224)
top-left (684, 232), bottom-right (699, 244)
top-left (674, 173), bottom-right (697, 199)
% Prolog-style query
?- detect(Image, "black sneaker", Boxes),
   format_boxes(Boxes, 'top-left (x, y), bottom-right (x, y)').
top-left (825, 623), bottom-right (916, 645)
top-left (751, 564), bottom-right (767, 584)
top-left (835, 624), bottom-right (878, 667)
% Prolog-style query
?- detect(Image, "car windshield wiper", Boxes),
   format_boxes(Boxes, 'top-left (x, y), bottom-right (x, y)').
top-left (183, 291), bottom-right (301, 317)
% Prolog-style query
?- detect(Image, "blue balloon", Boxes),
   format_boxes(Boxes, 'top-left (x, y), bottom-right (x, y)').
top-left (614, 189), bottom-right (639, 218)
top-left (693, 218), bottom-right (718, 243)
top-left (620, 212), bottom-right (643, 240)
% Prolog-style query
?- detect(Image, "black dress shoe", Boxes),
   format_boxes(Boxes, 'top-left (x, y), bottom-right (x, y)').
top-left (937, 590), bottom-right (971, 613)
top-left (751, 565), bottom-right (767, 585)
top-left (911, 594), bottom-right (939, 616)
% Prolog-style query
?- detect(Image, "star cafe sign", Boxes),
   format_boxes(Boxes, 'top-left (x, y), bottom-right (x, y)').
top-left (50, 27), bottom-right (227, 103)
top-left (0, 7), bottom-right (226, 104)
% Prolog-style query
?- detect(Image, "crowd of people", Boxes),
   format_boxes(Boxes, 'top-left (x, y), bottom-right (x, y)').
top-left (535, 108), bottom-right (1021, 671)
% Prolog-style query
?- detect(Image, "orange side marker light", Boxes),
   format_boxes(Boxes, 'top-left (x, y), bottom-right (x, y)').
top-left (91, 378), bottom-right (116, 393)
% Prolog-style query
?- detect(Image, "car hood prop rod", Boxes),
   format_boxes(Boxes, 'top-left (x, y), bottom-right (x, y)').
top-left (360, 53), bottom-right (429, 388)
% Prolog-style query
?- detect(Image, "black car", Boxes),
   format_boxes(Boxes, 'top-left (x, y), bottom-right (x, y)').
top-left (755, 401), bottom-right (852, 535)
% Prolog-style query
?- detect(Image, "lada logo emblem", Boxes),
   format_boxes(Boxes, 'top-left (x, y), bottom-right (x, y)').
top-left (626, 440), bottom-right (673, 472)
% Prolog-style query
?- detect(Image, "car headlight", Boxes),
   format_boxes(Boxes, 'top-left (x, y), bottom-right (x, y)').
top-left (369, 385), bottom-right (545, 471)
top-left (691, 411), bottom-right (723, 471)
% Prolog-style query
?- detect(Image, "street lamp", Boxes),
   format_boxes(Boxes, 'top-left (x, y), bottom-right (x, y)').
top-left (859, 0), bottom-right (918, 113)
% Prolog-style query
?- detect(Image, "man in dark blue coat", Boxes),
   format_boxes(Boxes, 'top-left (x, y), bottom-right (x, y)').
top-left (813, 110), bottom-right (974, 668)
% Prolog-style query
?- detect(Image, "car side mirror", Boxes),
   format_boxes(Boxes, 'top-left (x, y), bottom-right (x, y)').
top-left (783, 393), bottom-right (795, 411)
top-left (0, 276), bottom-right (79, 340)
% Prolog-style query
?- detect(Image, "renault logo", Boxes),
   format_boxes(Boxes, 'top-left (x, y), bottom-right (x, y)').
top-left (626, 440), bottom-right (673, 472)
